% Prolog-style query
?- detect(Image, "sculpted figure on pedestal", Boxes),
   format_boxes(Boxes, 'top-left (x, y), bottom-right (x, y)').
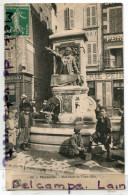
top-left (46, 46), bottom-right (84, 86)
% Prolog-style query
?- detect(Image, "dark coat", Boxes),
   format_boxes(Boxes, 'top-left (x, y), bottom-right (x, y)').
top-left (19, 112), bottom-right (33, 128)
top-left (19, 98), bottom-right (33, 112)
top-left (96, 116), bottom-right (111, 144)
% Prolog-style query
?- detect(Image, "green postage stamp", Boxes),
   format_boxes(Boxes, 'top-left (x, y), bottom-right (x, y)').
top-left (5, 6), bottom-right (29, 36)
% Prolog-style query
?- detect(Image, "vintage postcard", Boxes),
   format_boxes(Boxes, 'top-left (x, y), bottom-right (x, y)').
top-left (4, 2), bottom-right (125, 191)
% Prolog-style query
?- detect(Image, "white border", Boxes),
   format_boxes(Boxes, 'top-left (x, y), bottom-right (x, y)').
top-left (0, 0), bottom-right (128, 194)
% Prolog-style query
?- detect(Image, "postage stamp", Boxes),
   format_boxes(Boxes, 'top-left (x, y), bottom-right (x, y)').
top-left (5, 6), bottom-right (29, 36)
top-left (3, 2), bottom-right (126, 192)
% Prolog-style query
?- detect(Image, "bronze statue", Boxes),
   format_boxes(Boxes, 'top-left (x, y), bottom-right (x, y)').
top-left (45, 46), bottom-right (84, 86)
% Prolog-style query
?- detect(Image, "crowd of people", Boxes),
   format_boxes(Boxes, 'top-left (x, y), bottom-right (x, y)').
top-left (5, 94), bottom-right (124, 162)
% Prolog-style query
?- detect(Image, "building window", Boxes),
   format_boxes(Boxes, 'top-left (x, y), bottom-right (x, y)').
top-left (103, 25), bottom-right (107, 34)
top-left (109, 7), bottom-right (122, 33)
top-left (87, 81), bottom-right (95, 99)
top-left (110, 48), bottom-right (123, 68)
top-left (113, 80), bottom-right (124, 108)
top-left (103, 12), bottom-right (107, 21)
top-left (64, 8), bottom-right (74, 30)
top-left (104, 50), bottom-right (110, 68)
top-left (84, 6), bottom-right (97, 28)
top-left (87, 42), bottom-right (97, 65)
top-left (104, 48), bottom-right (123, 68)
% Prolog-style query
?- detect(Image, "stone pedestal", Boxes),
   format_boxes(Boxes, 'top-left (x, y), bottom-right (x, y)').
top-left (52, 85), bottom-right (96, 124)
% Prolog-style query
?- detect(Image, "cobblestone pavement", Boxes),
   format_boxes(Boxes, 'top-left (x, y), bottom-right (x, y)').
top-left (6, 149), bottom-right (124, 176)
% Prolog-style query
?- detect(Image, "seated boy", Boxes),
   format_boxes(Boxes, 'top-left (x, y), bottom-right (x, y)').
top-left (88, 106), bottom-right (113, 162)
top-left (68, 123), bottom-right (86, 159)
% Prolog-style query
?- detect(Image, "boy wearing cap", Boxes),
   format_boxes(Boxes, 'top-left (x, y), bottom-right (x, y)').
top-left (68, 124), bottom-right (86, 159)
top-left (88, 106), bottom-right (113, 162)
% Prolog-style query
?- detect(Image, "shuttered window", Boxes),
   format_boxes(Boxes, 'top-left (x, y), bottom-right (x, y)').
top-left (64, 8), bottom-right (69, 30)
top-left (64, 8), bottom-right (74, 30)
top-left (85, 6), bottom-right (97, 27)
top-left (87, 44), bottom-right (91, 64)
top-left (87, 43), bottom-right (97, 65)
top-left (69, 9), bottom-right (74, 29)
top-left (87, 7), bottom-right (91, 27)
top-left (93, 43), bottom-right (97, 64)
top-left (92, 6), bottom-right (96, 25)
top-left (109, 8), bottom-right (122, 33)
top-left (104, 50), bottom-right (110, 67)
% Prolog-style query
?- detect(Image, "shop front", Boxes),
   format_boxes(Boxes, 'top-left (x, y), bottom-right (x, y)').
top-left (87, 71), bottom-right (123, 116)
top-left (5, 73), bottom-right (33, 108)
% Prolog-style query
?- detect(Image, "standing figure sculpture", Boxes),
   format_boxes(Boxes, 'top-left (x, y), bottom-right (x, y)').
top-left (59, 47), bottom-right (80, 75)
top-left (46, 46), bottom-right (84, 86)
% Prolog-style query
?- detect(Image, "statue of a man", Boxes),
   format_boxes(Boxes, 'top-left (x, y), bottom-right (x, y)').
top-left (60, 47), bottom-right (80, 75)
top-left (46, 47), bottom-right (80, 75)
top-left (46, 46), bottom-right (84, 86)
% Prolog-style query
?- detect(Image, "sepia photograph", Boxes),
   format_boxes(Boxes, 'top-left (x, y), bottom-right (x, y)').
top-left (4, 2), bottom-right (125, 190)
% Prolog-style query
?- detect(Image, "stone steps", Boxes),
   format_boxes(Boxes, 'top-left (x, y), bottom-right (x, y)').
top-left (30, 122), bottom-right (96, 151)
top-left (30, 119), bottom-right (121, 151)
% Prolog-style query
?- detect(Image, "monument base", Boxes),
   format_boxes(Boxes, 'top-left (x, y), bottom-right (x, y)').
top-left (30, 121), bottom-right (96, 152)
top-left (52, 85), bottom-right (96, 124)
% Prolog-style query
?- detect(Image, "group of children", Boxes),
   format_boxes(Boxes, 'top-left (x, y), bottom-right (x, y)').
top-left (68, 106), bottom-right (124, 162)
top-left (5, 94), bottom-right (33, 160)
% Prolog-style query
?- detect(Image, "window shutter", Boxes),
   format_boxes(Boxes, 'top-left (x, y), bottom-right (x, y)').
top-left (109, 9), bottom-right (116, 33)
top-left (69, 9), bottom-right (74, 29)
top-left (92, 17), bottom-right (96, 26)
top-left (92, 6), bottom-right (97, 25)
top-left (87, 18), bottom-right (90, 26)
top-left (109, 8), bottom-right (122, 33)
top-left (87, 7), bottom-right (90, 27)
top-left (87, 7), bottom-right (90, 17)
top-left (104, 50), bottom-right (110, 67)
top-left (64, 8), bottom-right (69, 30)
top-left (92, 6), bottom-right (96, 16)
top-left (93, 43), bottom-right (97, 64)
top-left (116, 8), bottom-right (122, 33)
top-left (87, 44), bottom-right (91, 64)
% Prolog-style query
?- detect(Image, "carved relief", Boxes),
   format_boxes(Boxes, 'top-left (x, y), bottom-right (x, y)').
top-left (62, 95), bottom-right (72, 113)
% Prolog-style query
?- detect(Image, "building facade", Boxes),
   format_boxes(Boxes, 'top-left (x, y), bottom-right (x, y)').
top-left (56, 3), bottom-right (123, 116)
top-left (86, 3), bottom-right (123, 116)
top-left (5, 3), bottom-right (57, 110)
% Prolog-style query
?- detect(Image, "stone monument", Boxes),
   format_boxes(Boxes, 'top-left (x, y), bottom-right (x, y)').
top-left (47, 30), bottom-right (96, 124)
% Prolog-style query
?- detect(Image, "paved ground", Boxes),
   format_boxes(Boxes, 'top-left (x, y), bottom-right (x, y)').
top-left (6, 149), bottom-right (124, 176)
